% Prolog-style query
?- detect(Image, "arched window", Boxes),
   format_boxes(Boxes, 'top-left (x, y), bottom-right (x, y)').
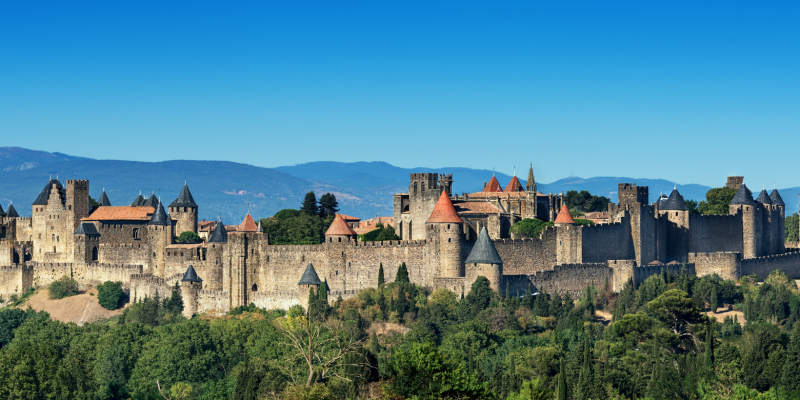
top-left (414, 182), bottom-right (418, 196)
top-left (133, 228), bottom-right (141, 240)
top-left (251, 284), bottom-right (258, 292)
top-left (92, 247), bottom-right (98, 261)
top-left (24, 252), bottom-right (31, 262)
top-left (13, 251), bottom-right (19, 264)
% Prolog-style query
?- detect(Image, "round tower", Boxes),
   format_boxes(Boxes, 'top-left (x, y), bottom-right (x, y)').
top-left (426, 190), bottom-right (464, 279)
top-left (729, 183), bottom-right (760, 259)
top-left (205, 220), bottom-right (228, 291)
top-left (147, 200), bottom-right (173, 277)
top-left (180, 264), bottom-right (203, 318)
top-left (325, 214), bottom-right (357, 243)
top-left (169, 182), bottom-right (199, 235)
top-left (659, 188), bottom-right (690, 262)
top-left (465, 227), bottom-right (503, 292)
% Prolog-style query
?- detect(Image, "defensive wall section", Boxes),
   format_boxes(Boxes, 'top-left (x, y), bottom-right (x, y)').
top-left (493, 228), bottom-right (558, 275)
top-left (688, 252), bottom-right (741, 281)
top-left (505, 262), bottom-right (613, 298)
top-left (29, 262), bottom-right (144, 289)
top-left (688, 214), bottom-right (743, 254)
top-left (0, 265), bottom-right (33, 299)
top-left (581, 220), bottom-right (634, 263)
top-left (740, 251), bottom-right (800, 281)
top-left (632, 263), bottom-right (696, 287)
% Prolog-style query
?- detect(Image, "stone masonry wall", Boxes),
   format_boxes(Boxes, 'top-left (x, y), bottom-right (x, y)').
top-left (0, 265), bottom-right (33, 299)
top-left (689, 214), bottom-right (743, 254)
top-left (581, 220), bottom-right (633, 263)
top-left (494, 227), bottom-right (558, 275)
top-left (689, 252), bottom-right (741, 281)
top-left (506, 262), bottom-right (613, 298)
top-left (740, 251), bottom-right (800, 281)
top-left (633, 263), bottom-right (696, 287)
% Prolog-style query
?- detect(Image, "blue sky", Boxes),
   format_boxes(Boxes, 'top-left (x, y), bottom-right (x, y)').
top-left (1, 1), bottom-right (798, 187)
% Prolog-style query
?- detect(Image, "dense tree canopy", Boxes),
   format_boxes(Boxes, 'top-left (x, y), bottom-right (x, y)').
top-left (563, 190), bottom-right (610, 213)
top-left (698, 187), bottom-right (737, 215)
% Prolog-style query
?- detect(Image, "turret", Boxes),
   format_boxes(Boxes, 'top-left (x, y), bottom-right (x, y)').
top-left (73, 222), bottom-right (101, 263)
top-left (729, 183), bottom-right (760, 259)
top-left (205, 220), bottom-right (227, 291)
top-left (147, 200), bottom-right (173, 276)
top-left (524, 164), bottom-right (538, 219)
top-left (426, 190), bottom-right (464, 278)
top-left (169, 182), bottom-right (199, 235)
top-left (659, 187), bottom-right (690, 262)
top-left (465, 227), bottom-right (503, 292)
top-left (5, 204), bottom-right (18, 218)
top-left (325, 214), bottom-right (357, 243)
top-left (180, 265), bottom-right (203, 318)
top-left (98, 189), bottom-right (112, 207)
top-left (130, 191), bottom-right (144, 206)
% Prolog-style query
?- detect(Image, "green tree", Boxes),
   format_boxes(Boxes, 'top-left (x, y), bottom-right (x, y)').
top-left (698, 187), bottom-right (737, 215)
top-left (557, 358), bottom-right (567, 400)
top-left (686, 199), bottom-right (700, 214)
top-left (318, 280), bottom-right (328, 304)
top-left (395, 263), bottom-right (409, 283)
top-left (705, 327), bottom-right (715, 377)
top-left (300, 191), bottom-right (319, 215)
top-left (377, 264), bottom-right (384, 287)
top-left (48, 275), bottom-right (79, 299)
top-left (782, 323), bottom-right (800, 393)
top-left (510, 218), bottom-right (553, 239)
top-left (97, 281), bottom-right (124, 310)
top-left (710, 286), bottom-right (719, 312)
top-left (576, 335), bottom-right (594, 400)
top-left (175, 231), bottom-right (202, 244)
top-left (786, 213), bottom-right (799, 243)
top-left (564, 190), bottom-right (610, 212)
top-left (317, 193), bottom-right (339, 218)
top-left (164, 282), bottom-right (184, 316)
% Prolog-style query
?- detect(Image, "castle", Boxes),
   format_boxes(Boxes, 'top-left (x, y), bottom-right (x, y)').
top-left (0, 170), bottom-right (797, 317)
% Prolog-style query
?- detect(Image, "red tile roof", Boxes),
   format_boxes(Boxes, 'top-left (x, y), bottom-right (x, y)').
top-left (554, 205), bottom-right (575, 225)
top-left (504, 176), bottom-right (524, 192)
top-left (453, 201), bottom-right (501, 214)
top-left (466, 191), bottom-right (548, 199)
top-left (83, 206), bottom-right (154, 221)
top-left (483, 176), bottom-right (503, 192)
top-left (325, 214), bottom-right (357, 236)
top-left (427, 190), bottom-right (464, 223)
top-left (239, 214), bottom-right (258, 232)
top-left (338, 213), bottom-right (361, 222)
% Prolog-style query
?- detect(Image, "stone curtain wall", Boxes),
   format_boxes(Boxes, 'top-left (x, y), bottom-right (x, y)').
top-left (506, 262), bottom-right (614, 298)
top-left (197, 289), bottom-right (230, 314)
top-left (100, 243), bottom-right (151, 267)
top-left (74, 263), bottom-right (143, 287)
top-left (689, 252), bottom-right (741, 281)
top-left (741, 251), bottom-right (800, 281)
top-left (633, 263), bottom-right (696, 287)
top-left (581, 220), bottom-right (633, 263)
top-left (689, 214), bottom-right (743, 254)
top-left (129, 273), bottom-right (183, 302)
top-left (0, 265), bottom-right (33, 299)
top-left (494, 228), bottom-right (558, 275)
top-left (32, 262), bottom-right (72, 288)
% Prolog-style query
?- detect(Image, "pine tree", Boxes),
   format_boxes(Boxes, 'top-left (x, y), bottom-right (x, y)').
top-left (557, 358), bottom-right (567, 400)
top-left (710, 286), bottom-right (719, 312)
top-left (594, 360), bottom-right (605, 399)
top-left (505, 281), bottom-right (510, 299)
top-left (300, 191), bottom-right (319, 215)
top-left (377, 263), bottom-right (385, 287)
top-left (782, 323), bottom-right (800, 392)
top-left (318, 193), bottom-right (339, 218)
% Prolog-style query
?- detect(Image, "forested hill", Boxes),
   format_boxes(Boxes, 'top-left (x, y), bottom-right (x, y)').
top-left (1, 147), bottom-right (797, 219)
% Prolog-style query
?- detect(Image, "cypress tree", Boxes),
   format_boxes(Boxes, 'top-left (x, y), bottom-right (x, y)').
top-left (705, 328), bottom-right (715, 376)
top-left (710, 286), bottom-right (719, 312)
top-left (370, 331), bottom-right (379, 355)
top-left (307, 287), bottom-right (316, 312)
top-left (377, 263), bottom-right (385, 287)
top-left (319, 279), bottom-right (328, 303)
top-left (782, 323), bottom-right (800, 392)
top-left (505, 281), bottom-right (510, 299)
top-left (594, 360), bottom-right (605, 399)
top-left (557, 358), bottom-right (567, 400)
top-left (395, 263), bottom-right (409, 283)
top-left (577, 335), bottom-right (594, 400)
top-left (300, 191), bottom-right (319, 215)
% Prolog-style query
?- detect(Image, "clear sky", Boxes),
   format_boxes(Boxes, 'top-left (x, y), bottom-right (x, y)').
top-left (1, 1), bottom-right (798, 187)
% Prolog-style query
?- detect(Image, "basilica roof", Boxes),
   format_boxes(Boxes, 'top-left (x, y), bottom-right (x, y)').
top-left (483, 176), bottom-right (503, 193)
top-left (453, 201), bottom-right (502, 214)
top-left (504, 176), bottom-right (524, 192)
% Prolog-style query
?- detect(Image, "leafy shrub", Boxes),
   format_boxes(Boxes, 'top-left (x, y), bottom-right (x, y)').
top-left (97, 281), bottom-right (124, 310)
top-left (510, 219), bottom-right (553, 239)
top-left (176, 231), bottom-right (202, 244)
top-left (48, 275), bottom-right (79, 299)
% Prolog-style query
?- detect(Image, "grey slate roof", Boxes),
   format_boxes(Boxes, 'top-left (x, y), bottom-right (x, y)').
top-left (256, 219), bottom-right (263, 233)
top-left (74, 222), bottom-right (101, 236)
top-left (465, 227), bottom-right (503, 265)
top-left (130, 193), bottom-right (144, 207)
top-left (99, 191), bottom-right (111, 207)
top-left (755, 189), bottom-right (772, 204)
top-left (661, 189), bottom-right (689, 211)
top-left (169, 184), bottom-right (198, 208)
top-left (0, 204), bottom-right (5, 217)
top-left (656, 194), bottom-right (668, 209)
top-left (181, 265), bottom-right (203, 282)
top-left (770, 188), bottom-right (785, 206)
top-left (148, 201), bottom-right (171, 226)
top-left (298, 262), bottom-right (322, 285)
top-left (730, 184), bottom-right (756, 206)
top-left (208, 220), bottom-right (228, 243)
top-left (33, 179), bottom-right (65, 206)
top-left (142, 193), bottom-right (158, 208)
top-left (6, 204), bottom-right (19, 218)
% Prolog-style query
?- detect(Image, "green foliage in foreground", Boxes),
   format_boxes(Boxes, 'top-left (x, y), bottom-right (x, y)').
top-left (698, 187), bottom-right (737, 215)
top-left (48, 275), bottom-right (79, 300)
top-left (6, 266), bottom-right (800, 399)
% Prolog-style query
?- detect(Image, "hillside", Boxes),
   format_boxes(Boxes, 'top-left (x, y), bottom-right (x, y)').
top-left (2, 148), bottom-right (797, 219)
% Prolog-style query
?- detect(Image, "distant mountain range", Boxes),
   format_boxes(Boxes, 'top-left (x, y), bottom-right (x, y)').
top-left (1, 147), bottom-right (797, 219)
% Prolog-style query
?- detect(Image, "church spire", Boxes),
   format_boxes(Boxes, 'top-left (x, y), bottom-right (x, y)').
top-left (525, 163), bottom-right (536, 192)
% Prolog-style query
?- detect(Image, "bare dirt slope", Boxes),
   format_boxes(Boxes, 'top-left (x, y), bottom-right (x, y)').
top-left (17, 288), bottom-right (124, 325)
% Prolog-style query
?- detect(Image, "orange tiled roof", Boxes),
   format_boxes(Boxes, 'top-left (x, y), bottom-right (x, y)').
top-left (483, 176), bottom-right (503, 193)
top-left (83, 206), bottom-right (154, 221)
top-left (326, 214), bottom-right (357, 236)
top-left (554, 205), bottom-right (575, 225)
top-left (239, 214), bottom-right (258, 232)
top-left (466, 191), bottom-right (548, 199)
top-left (338, 213), bottom-right (361, 222)
top-left (453, 201), bottom-right (501, 214)
top-left (427, 190), bottom-right (463, 223)
top-left (504, 176), bottom-right (524, 192)
top-left (166, 244), bottom-right (204, 249)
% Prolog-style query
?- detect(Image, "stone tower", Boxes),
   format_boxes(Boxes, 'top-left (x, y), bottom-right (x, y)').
top-left (755, 187), bottom-right (776, 255)
top-left (73, 222), bottom-right (101, 263)
top-left (439, 174), bottom-right (454, 196)
top-left (408, 173), bottom-right (442, 240)
top-left (729, 184), bottom-right (760, 259)
top-left (426, 190), bottom-right (464, 279)
top-left (298, 262), bottom-right (322, 308)
top-left (180, 264), bottom-right (203, 318)
top-left (169, 182), bottom-right (199, 235)
top-left (147, 200), bottom-right (173, 276)
top-left (325, 214), bottom-right (357, 243)
top-left (465, 226), bottom-right (503, 292)
top-left (65, 180), bottom-right (90, 263)
top-left (770, 187), bottom-right (786, 253)
top-left (554, 205), bottom-right (581, 264)
top-left (205, 220), bottom-right (228, 291)
top-left (659, 188), bottom-right (690, 262)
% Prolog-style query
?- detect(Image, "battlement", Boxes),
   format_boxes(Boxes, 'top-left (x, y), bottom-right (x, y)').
top-left (633, 263), bottom-right (695, 287)
top-left (66, 180), bottom-right (89, 187)
top-left (1, 265), bottom-right (33, 273)
top-left (726, 176), bottom-right (744, 190)
top-left (100, 243), bottom-right (146, 248)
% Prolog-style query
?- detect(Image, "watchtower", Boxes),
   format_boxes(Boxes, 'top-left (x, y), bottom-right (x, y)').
top-left (169, 183), bottom-right (199, 235)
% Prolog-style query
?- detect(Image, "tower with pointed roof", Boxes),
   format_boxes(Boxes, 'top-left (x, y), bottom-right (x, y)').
top-left (325, 214), bottom-right (357, 243)
top-left (180, 265), bottom-right (203, 318)
top-left (729, 183), bottom-right (762, 259)
top-left (73, 222), bottom-right (101, 263)
top-left (465, 227), bottom-right (503, 291)
top-left (658, 188), bottom-right (690, 262)
top-left (147, 200), bottom-right (173, 276)
top-left (426, 190), bottom-right (464, 278)
top-left (98, 189), bottom-right (112, 207)
top-left (169, 182), bottom-right (199, 236)
top-left (204, 220), bottom-right (227, 291)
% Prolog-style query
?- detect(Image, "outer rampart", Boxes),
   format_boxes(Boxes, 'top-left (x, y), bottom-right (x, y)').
top-left (689, 252), bottom-right (741, 281)
top-left (741, 251), bottom-right (800, 281)
top-left (493, 228), bottom-right (557, 275)
top-left (688, 214), bottom-right (743, 254)
top-left (581, 220), bottom-right (633, 263)
top-left (505, 262), bottom-right (613, 298)
top-left (0, 265), bottom-right (33, 299)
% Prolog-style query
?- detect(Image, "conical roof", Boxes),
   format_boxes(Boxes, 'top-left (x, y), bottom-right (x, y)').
top-left (298, 262), bottom-right (322, 285)
top-left (755, 188), bottom-right (772, 204)
top-left (554, 205), bottom-right (575, 225)
top-left (504, 176), bottom-right (524, 192)
top-left (33, 179), bottom-right (64, 206)
top-left (656, 193), bottom-right (668, 209)
top-left (6, 204), bottom-right (19, 218)
top-left (770, 188), bottom-right (785, 206)
top-left (169, 183), bottom-right (198, 208)
top-left (99, 190), bottom-right (111, 207)
top-left (0, 204), bottom-right (5, 217)
top-left (208, 220), bottom-right (228, 243)
top-left (147, 200), bottom-right (170, 226)
top-left (130, 193), bottom-right (144, 207)
top-left (661, 189), bottom-right (689, 211)
top-left (525, 164), bottom-right (536, 192)
top-left (256, 219), bottom-right (263, 233)
top-left (730, 184), bottom-right (756, 206)
top-left (483, 176), bottom-right (503, 192)
top-left (74, 222), bottom-right (101, 236)
top-left (325, 214), bottom-right (357, 236)
top-left (426, 190), bottom-right (463, 223)
top-left (239, 213), bottom-right (258, 232)
top-left (181, 265), bottom-right (203, 282)
top-left (142, 192), bottom-right (158, 208)
top-left (465, 227), bottom-right (503, 265)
